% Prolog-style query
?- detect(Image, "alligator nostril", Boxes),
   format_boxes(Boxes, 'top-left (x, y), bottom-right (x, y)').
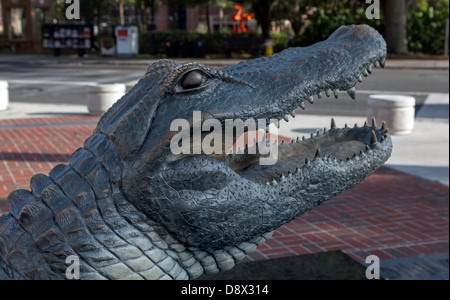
top-left (182, 71), bottom-right (204, 89)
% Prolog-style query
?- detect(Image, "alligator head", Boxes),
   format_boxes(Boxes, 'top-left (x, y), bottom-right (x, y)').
top-left (0, 25), bottom-right (392, 280)
top-left (97, 25), bottom-right (391, 250)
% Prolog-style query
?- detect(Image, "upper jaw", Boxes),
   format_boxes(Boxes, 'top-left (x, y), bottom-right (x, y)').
top-left (220, 25), bottom-right (387, 123)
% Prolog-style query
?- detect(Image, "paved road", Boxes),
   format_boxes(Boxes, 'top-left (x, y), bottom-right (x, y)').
top-left (0, 57), bottom-right (448, 117)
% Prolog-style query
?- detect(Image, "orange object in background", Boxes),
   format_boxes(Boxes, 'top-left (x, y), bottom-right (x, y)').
top-left (231, 4), bottom-right (254, 34)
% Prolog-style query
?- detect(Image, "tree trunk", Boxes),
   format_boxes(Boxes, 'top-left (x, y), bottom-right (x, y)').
top-left (290, 18), bottom-right (302, 37)
top-left (219, 7), bottom-right (224, 30)
top-left (205, 2), bottom-right (212, 34)
top-left (135, 1), bottom-right (140, 29)
top-left (150, 0), bottom-right (156, 28)
top-left (382, 0), bottom-right (409, 54)
top-left (253, 0), bottom-right (273, 38)
top-left (119, 0), bottom-right (125, 26)
top-left (96, 1), bottom-right (101, 32)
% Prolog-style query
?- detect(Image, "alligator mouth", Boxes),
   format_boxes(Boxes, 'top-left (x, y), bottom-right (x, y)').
top-left (215, 55), bottom-right (391, 185)
top-left (224, 118), bottom-right (390, 184)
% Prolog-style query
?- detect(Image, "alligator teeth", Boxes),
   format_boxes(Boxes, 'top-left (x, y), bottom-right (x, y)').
top-left (290, 111), bottom-right (296, 118)
top-left (296, 137), bottom-right (301, 143)
top-left (299, 101), bottom-right (306, 110)
top-left (380, 136), bottom-right (385, 143)
top-left (373, 61), bottom-right (379, 68)
top-left (371, 130), bottom-right (378, 144)
top-left (364, 121), bottom-right (368, 127)
top-left (371, 117), bottom-right (377, 128)
top-left (325, 90), bottom-right (332, 97)
top-left (379, 57), bottom-right (386, 68)
top-left (362, 69), bottom-right (369, 77)
top-left (317, 92), bottom-right (323, 99)
top-left (283, 115), bottom-right (289, 122)
top-left (347, 87), bottom-right (356, 100)
top-left (367, 65), bottom-right (373, 74)
top-left (308, 96), bottom-right (314, 104)
top-left (333, 89), bottom-right (339, 99)
top-left (272, 179), bottom-right (278, 186)
top-left (357, 75), bottom-right (363, 83)
top-left (331, 118), bottom-right (337, 129)
top-left (305, 158), bottom-right (310, 165)
top-left (314, 149), bottom-right (321, 159)
top-left (365, 145), bottom-right (370, 151)
top-left (381, 121), bottom-right (387, 130)
top-left (316, 130), bottom-right (321, 136)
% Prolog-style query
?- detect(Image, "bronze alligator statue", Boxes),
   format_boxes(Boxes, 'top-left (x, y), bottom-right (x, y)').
top-left (0, 25), bottom-right (392, 280)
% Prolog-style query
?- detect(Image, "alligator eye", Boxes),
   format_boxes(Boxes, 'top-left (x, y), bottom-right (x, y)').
top-left (181, 71), bottom-right (204, 90)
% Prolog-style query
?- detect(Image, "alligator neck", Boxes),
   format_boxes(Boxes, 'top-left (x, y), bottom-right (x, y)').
top-left (0, 132), bottom-right (271, 280)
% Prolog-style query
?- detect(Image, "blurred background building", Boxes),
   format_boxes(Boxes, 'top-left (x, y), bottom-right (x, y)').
top-left (0, 0), bottom-right (52, 51)
top-left (0, 0), bottom-right (448, 57)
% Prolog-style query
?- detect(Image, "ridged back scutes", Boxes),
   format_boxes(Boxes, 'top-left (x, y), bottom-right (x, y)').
top-left (2, 189), bottom-right (67, 279)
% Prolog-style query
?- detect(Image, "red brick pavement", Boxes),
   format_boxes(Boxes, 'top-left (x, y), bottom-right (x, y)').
top-left (0, 117), bottom-right (448, 263)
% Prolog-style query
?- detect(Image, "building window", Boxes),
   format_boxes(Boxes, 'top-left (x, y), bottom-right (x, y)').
top-left (9, 8), bottom-right (27, 39)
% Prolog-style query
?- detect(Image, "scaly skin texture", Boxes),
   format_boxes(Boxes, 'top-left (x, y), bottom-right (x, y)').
top-left (0, 25), bottom-right (392, 280)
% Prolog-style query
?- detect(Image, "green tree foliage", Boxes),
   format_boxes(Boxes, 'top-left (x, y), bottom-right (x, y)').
top-left (407, 0), bottom-right (449, 54)
top-left (288, 1), bottom-right (384, 47)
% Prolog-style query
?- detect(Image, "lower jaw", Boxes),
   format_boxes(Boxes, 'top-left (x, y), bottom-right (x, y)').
top-left (223, 121), bottom-right (391, 185)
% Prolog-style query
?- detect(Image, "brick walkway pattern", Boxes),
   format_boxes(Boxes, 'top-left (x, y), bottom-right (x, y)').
top-left (0, 117), bottom-right (448, 264)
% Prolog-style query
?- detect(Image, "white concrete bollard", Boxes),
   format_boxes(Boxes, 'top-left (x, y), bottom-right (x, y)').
top-left (367, 94), bottom-right (416, 136)
top-left (0, 81), bottom-right (9, 111)
top-left (88, 84), bottom-right (126, 116)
